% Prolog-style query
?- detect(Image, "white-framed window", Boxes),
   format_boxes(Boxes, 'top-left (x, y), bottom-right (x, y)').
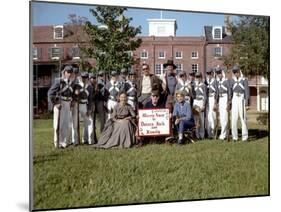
top-left (191, 51), bottom-right (198, 59)
top-left (214, 47), bottom-right (223, 57)
top-left (192, 64), bottom-right (198, 73)
top-left (175, 64), bottom-right (183, 74)
top-left (71, 47), bottom-right (80, 59)
top-left (158, 51), bottom-right (165, 59)
top-left (33, 48), bottom-right (38, 60)
top-left (175, 51), bottom-right (183, 59)
top-left (49, 47), bottom-right (63, 60)
top-left (140, 50), bottom-right (148, 59)
top-left (212, 26), bottom-right (222, 40)
top-left (155, 64), bottom-right (163, 75)
top-left (53, 25), bottom-right (64, 39)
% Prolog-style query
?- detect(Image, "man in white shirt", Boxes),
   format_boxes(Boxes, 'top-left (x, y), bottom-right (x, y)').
top-left (137, 64), bottom-right (165, 108)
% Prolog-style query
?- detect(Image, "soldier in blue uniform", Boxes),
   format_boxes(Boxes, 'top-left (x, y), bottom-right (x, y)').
top-left (48, 65), bottom-right (73, 148)
top-left (89, 73), bottom-right (98, 144)
top-left (106, 70), bottom-right (121, 119)
top-left (229, 65), bottom-right (250, 141)
top-left (193, 72), bottom-right (207, 139)
top-left (215, 67), bottom-right (231, 140)
top-left (119, 68), bottom-right (128, 91)
top-left (188, 70), bottom-right (196, 107)
top-left (95, 70), bottom-right (108, 133)
top-left (71, 72), bottom-right (95, 145)
top-left (205, 67), bottom-right (219, 138)
top-left (175, 71), bottom-right (193, 103)
top-left (125, 69), bottom-right (138, 111)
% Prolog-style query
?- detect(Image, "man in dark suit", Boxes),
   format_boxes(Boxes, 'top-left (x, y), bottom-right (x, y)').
top-left (137, 63), bottom-right (165, 108)
top-left (163, 59), bottom-right (177, 109)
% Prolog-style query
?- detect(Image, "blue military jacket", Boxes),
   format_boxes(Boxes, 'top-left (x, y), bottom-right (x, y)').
top-left (229, 76), bottom-right (250, 106)
top-left (72, 80), bottom-right (93, 112)
top-left (47, 78), bottom-right (73, 105)
top-left (194, 81), bottom-right (207, 106)
top-left (105, 80), bottom-right (121, 101)
top-left (216, 77), bottom-right (231, 103)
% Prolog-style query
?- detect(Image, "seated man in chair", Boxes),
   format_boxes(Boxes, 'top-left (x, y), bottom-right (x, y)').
top-left (173, 90), bottom-right (195, 145)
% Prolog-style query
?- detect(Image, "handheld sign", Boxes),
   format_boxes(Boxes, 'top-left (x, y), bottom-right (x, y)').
top-left (138, 108), bottom-right (171, 137)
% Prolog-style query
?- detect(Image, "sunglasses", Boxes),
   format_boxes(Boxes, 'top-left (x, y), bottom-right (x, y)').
top-left (142, 68), bottom-right (149, 70)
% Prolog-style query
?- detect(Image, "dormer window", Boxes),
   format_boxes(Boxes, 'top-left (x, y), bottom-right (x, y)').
top-left (54, 25), bottom-right (64, 39)
top-left (212, 26), bottom-right (222, 40)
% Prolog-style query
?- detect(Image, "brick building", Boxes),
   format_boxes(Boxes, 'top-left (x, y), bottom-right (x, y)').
top-left (32, 18), bottom-right (268, 114)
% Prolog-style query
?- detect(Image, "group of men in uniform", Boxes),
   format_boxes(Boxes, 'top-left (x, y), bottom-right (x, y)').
top-left (47, 60), bottom-right (250, 149)
top-left (47, 65), bottom-right (138, 148)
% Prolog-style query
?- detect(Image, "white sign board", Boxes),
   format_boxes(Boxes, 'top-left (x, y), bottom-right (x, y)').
top-left (138, 108), bottom-right (171, 137)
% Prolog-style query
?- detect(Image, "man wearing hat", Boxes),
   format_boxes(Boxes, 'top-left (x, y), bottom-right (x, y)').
top-left (144, 90), bottom-right (165, 108)
top-left (205, 67), bottom-right (219, 138)
top-left (175, 71), bottom-right (193, 103)
top-left (124, 69), bottom-right (138, 111)
top-left (138, 90), bottom-right (166, 146)
top-left (188, 70), bottom-right (196, 107)
top-left (48, 65), bottom-right (73, 148)
top-left (95, 70), bottom-right (107, 133)
top-left (137, 63), bottom-right (165, 108)
top-left (215, 67), bottom-right (231, 140)
top-left (229, 65), bottom-right (250, 142)
top-left (163, 59), bottom-right (178, 109)
top-left (193, 72), bottom-right (207, 139)
top-left (71, 71), bottom-right (95, 145)
top-left (105, 70), bottom-right (121, 119)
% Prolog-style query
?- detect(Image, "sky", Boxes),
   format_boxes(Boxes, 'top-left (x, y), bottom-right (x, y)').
top-left (31, 1), bottom-right (235, 36)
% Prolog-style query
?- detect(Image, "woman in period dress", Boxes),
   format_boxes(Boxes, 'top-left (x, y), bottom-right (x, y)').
top-left (94, 91), bottom-right (136, 148)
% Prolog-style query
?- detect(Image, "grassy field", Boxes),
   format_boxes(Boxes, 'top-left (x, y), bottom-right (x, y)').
top-left (32, 118), bottom-right (269, 210)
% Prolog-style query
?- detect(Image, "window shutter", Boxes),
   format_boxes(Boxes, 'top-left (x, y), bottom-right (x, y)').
top-left (48, 48), bottom-right (52, 59)
top-left (60, 48), bottom-right (64, 59)
top-left (38, 48), bottom-right (42, 59)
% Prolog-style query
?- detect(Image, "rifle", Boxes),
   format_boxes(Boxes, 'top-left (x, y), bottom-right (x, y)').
top-left (56, 80), bottom-right (62, 149)
top-left (226, 104), bottom-right (231, 142)
top-left (214, 107), bottom-right (219, 140)
top-left (77, 87), bottom-right (81, 145)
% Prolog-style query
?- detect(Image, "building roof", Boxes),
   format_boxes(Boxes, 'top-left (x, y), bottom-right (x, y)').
top-left (204, 26), bottom-right (232, 44)
top-left (33, 25), bottom-right (89, 43)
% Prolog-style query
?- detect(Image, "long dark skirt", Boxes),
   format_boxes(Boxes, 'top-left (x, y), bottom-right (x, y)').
top-left (94, 119), bottom-right (136, 149)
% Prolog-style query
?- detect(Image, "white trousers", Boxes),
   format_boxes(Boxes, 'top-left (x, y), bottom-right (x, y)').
top-left (218, 94), bottom-right (228, 140)
top-left (231, 94), bottom-right (248, 141)
top-left (206, 96), bottom-right (217, 138)
top-left (71, 103), bottom-right (94, 144)
top-left (193, 99), bottom-right (205, 139)
top-left (107, 99), bottom-right (117, 119)
top-left (53, 100), bottom-right (71, 147)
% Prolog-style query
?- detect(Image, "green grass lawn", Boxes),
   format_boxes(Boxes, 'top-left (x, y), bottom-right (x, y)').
top-left (32, 119), bottom-right (269, 210)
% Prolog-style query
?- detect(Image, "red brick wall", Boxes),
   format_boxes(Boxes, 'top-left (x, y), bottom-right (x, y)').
top-left (133, 36), bottom-right (205, 75)
top-left (205, 43), bottom-right (232, 73)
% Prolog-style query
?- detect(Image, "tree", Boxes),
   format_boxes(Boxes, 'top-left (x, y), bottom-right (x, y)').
top-left (83, 6), bottom-right (142, 73)
top-left (223, 16), bottom-right (269, 79)
top-left (64, 14), bottom-right (92, 71)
